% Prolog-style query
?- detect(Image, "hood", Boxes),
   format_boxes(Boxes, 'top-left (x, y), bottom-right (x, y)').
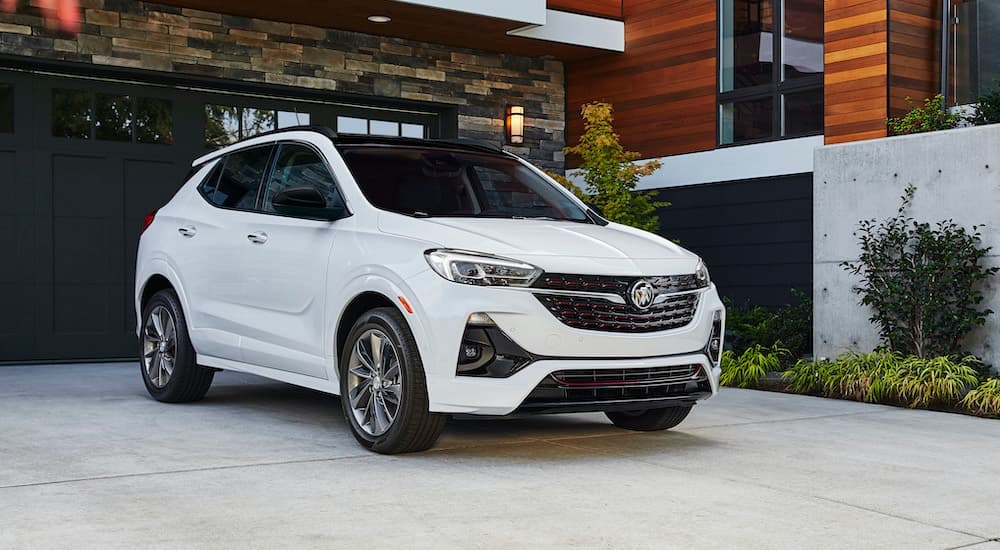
top-left (378, 213), bottom-right (700, 275)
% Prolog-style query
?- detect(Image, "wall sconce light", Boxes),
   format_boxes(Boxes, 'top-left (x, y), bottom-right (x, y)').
top-left (506, 105), bottom-right (524, 145)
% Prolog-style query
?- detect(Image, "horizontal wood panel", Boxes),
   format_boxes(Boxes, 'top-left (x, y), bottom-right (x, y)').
top-left (547, 0), bottom-right (623, 19)
top-left (824, 0), bottom-right (888, 144)
top-left (888, 0), bottom-right (939, 117)
top-left (566, 0), bottom-right (715, 164)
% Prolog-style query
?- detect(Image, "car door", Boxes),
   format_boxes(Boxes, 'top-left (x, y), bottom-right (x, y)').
top-left (235, 141), bottom-right (345, 378)
top-left (170, 144), bottom-right (274, 362)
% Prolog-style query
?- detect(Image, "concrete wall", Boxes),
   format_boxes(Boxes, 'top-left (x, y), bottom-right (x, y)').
top-left (813, 124), bottom-right (1000, 366)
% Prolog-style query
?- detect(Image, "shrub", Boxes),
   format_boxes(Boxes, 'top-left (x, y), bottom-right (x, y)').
top-left (887, 94), bottom-right (960, 135)
top-left (553, 102), bottom-right (667, 232)
top-left (782, 359), bottom-right (826, 395)
top-left (966, 80), bottom-right (1000, 126)
top-left (960, 378), bottom-right (1000, 416)
top-left (724, 289), bottom-right (812, 366)
top-left (842, 185), bottom-right (998, 358)
top-left (890, 355), bottom-right (981, 408)
top-left (720, 343), bottom-right (788, 388)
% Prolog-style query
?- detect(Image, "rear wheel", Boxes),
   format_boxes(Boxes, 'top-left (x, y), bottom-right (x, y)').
top-left (140, 289), bottom-right (214, 403)
top-left (605, 405), bottom-right (692, 431)
top-left (339, 307), bottom-right (446, 454)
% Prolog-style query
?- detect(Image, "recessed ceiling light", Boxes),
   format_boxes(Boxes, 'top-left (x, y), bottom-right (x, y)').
top-left (367, 15), bottom-right (391, 23)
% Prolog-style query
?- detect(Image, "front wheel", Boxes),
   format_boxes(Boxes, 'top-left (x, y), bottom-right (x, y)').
top-left (605, 405), bottom-right (692, 431)
top-left (339, 307), bottom-right (446, 454)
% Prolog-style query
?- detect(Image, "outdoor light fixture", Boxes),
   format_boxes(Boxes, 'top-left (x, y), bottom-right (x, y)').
top-left (367, 15), bottom-right (391, 23)
top-left (506, 105), bottom-right (524, 145)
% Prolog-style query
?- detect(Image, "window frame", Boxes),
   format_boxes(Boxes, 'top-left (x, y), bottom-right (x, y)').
top-left (256, 140), bottom-right (353, 221)
top-left (196, 143), bottom-right (276, 213)
top-left (717, 0), bottom-right (824, 147)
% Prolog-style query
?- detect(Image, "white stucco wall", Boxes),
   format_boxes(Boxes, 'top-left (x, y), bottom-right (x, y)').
top-left (813, 124), bottom-right (1000, 367)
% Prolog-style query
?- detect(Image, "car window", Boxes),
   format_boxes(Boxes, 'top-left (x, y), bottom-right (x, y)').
top-left (262, 143), bottom-right (345, 214)
top-left (205, 145), bottom-right (272, 209)
top-left (338, 146), bottom-right (589, 222)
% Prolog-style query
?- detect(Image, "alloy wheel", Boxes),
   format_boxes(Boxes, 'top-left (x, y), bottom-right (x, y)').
top-left (347, 329), bottom-right (403, 436)
top-left (142, 305), bottom-right (176, 388)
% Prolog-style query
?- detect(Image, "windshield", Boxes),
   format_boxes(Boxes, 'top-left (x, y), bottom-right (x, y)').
top-left (338, 145), bottom-right (590, 222)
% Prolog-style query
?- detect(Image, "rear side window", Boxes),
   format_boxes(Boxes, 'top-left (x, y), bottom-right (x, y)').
top-left (200, 145), bottom-right (273, 209)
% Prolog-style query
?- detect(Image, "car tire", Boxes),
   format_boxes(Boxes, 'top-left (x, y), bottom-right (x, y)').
top-left (139, 289), bottom-right (214, 403)
top-left (340, 307), bottom-right (446, 454)
top-left (605, 405), bottom-right (692, 431)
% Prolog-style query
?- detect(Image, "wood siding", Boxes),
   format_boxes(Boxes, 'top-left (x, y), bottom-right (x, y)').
top-left (888, 0), bottom-right (940, 116)
top-left (547, 0), bottom-right (623, 19)
top-left (824, 0), bottom-right (889, 144)
top-left (565, 0), bottom-right (716, 164)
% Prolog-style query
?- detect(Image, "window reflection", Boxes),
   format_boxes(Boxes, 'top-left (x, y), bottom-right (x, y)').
top-left (206, 105), bottom-right (310, 147)
top-left (782, 0), bottom-right (824, 80)
top-left (951, 0), bottom-right (1000, 104)
top-left (337, 115), bottom-right (426, 138)
top-left (783, 89), bottom-right (823, 136)
top-left (95, 94), bottom-right (132, 142)
top-left (720, 98), bottom-right (773, 144)
top-left (720, 0), bottom-right (775, 92)
top-left (135, 97), bottom-right (173, 144)
top-left (52, 89), bottom-right (93, 139)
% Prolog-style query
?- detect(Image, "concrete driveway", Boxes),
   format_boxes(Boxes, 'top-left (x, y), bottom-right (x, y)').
top-left (0, 363), bottom-right (998, 550)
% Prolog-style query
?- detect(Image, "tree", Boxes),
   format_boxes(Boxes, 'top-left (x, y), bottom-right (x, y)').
top-left (550, 102), bottom-right (667, 232)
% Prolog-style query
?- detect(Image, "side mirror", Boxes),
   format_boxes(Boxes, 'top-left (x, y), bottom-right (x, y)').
top-left (272, 185), bottom-right (346, 221)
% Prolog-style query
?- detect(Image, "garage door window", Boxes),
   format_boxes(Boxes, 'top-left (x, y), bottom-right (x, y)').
top-left (205, 104), bottom-right (311, 147)
top-left (52, 88), bottom-right (173, 144)
top-left (337, 116), bottom-right (425, 138)
top-left (0, 84), bottom-right (12, 133)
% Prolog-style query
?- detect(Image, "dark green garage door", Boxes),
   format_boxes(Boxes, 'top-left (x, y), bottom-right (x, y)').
top-left (0, 68), bottom-right (444, 362)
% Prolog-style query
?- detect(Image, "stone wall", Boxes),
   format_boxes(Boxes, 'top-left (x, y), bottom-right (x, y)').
top-left (813, 124), bottom-right (1000, 369)
top-left (0, 0), bottom-right (566, 169)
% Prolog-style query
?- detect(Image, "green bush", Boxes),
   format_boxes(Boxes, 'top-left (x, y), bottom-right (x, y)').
top-left (966, 80), bottom-right (1000, 126)
top-left (549, 102), bottom-right (667, 232)
top-left (960, 378), bottom-right (1000, 416)
top-left (842, 185), bottom-right (998, 358)
top-left (887, 94), bottom-right (960, 135)
top-left (782, 351), bottom-right (981, 409)
top-left (724, 289), bottom-right (811, 366)
top-left (720, 343), bottom-right (788, 389)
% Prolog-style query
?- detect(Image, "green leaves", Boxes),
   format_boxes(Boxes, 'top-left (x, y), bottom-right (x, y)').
top-left (724, 289), bottom-right (811, 366)
top-left (966, 79), bottom-right (1000, 127)
top-left (842, 185), bottom-right (998, 358)
top-left (887, 94), bottom-right (961, 135)
top-left (782, 352), bottom-right (982, 409)
top-left (561, 102), bottom-right (668, 232)
top-left (960, 378), bottom-right (1000, 416)
top-left (720, 343), bottom-right (788, 389)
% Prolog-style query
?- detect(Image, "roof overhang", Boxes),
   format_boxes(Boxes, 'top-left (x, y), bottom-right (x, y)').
top-left (155, 0), bottom-right (624, 60)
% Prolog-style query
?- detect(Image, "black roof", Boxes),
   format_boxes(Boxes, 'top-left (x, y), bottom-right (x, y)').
top-left (253, 125), bottom-right (504, 155)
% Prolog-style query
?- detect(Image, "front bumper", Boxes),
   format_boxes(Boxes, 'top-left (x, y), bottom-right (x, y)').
top-left (401, 268), bottom-right (724, 415)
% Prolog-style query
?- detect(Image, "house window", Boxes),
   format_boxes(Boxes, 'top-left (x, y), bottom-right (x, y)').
top-left (949, 0), bottom-right (1000, 105)
top-left (53, 88), bottom-right (173, 143)
top-left (337, 116), bottom-right (426, 138)
top-left (204, 104), bottom-right (310, 147)
top-left (718, 0), bottom-right (823, 145)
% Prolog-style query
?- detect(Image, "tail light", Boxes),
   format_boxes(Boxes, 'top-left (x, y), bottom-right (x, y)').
top-left (140, 211), bottom-right (156, 235)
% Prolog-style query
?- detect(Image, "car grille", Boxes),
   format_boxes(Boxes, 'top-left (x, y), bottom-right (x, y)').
top-left (550, 365), bottom-right (702, 388)
top-left (533, 273), bottom-right (704, 295)
top-left (517, 364), bottom-right (711, 413)
top-left (533, 292), bottom-right (700, 333)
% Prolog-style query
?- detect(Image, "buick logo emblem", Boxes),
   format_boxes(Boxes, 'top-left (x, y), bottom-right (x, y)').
top-left (628, 280), bottom-right (656, 310)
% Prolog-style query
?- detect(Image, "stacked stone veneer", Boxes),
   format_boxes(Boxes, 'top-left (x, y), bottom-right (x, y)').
top-left (0, 0), bottom-right (566, 169)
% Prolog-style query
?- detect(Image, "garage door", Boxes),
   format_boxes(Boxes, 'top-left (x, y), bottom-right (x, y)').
top-left (0, 68), bottom-right (444, 362)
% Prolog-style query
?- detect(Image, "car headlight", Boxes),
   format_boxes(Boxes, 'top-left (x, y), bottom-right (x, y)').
top-left (425, 249), bottom-right (542, 287)
top-left (695, 260), bottom-right (711, 288)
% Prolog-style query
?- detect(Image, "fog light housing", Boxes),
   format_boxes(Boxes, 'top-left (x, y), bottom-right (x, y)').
top-left (455, 322), bottom-right (535, 378)
top-left (707, 309), bottom-right (723, 366)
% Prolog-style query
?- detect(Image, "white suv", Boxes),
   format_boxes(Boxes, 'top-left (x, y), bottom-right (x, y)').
top-left (135, 127), bottom-right (725, 454)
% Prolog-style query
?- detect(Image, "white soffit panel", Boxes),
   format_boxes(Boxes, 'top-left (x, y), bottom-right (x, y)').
top-left (391, 0), bottom-right (547, 25)
top-left (507, 9), bottom-right (625, 52)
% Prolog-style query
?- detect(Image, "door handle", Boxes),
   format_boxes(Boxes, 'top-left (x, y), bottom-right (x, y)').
top-left (247, 232), bottom-right (268, 244)
top-left (178, 226), bottom-right (197, 237)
